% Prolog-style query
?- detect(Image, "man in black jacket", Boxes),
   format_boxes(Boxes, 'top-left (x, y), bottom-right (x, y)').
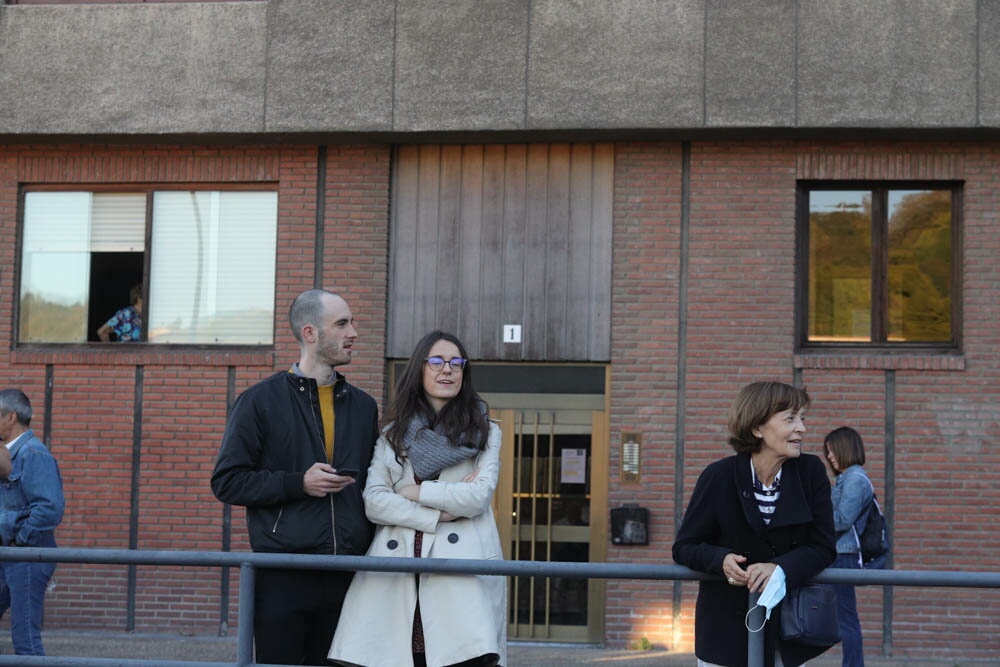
top-left (212, 289), bottom-right (379, 665)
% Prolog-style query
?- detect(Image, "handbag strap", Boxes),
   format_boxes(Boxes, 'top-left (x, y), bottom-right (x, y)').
top-left (849, 471), bottom-right (877, 537)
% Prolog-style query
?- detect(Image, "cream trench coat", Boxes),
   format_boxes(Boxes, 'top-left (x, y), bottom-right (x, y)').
top-left (329, 420), bottom-right (507, 667)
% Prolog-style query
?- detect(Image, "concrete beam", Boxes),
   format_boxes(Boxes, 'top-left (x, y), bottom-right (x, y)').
top-left (0, 3), bottom-right (267, 135)
top-left (0, 0), bottom-right (993, 138)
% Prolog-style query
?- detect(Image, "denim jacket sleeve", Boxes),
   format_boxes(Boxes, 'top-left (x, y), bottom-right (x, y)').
top-left (15, 446), bottom-right (66, 545)
top-left (831, 467), bottom-right (873, 534)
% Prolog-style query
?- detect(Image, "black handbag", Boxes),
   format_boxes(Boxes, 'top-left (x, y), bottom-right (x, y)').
top-left (779, 583), bottom-right (841, 648)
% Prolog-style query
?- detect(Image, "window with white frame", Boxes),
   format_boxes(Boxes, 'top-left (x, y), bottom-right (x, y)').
top-left (19, 188), bottom-right (278, 345)
top-left (797, 182), bottom-right (960, 349)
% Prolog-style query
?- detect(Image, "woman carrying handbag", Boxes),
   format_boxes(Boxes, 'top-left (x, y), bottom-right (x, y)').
top-left (823, 426), bottom-right (880, 667)
top-left (673, 381), bottom-right (837, 667)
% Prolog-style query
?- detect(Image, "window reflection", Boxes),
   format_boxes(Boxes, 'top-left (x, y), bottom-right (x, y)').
top-left (887, 190), bottom-right (952, 342)
top-left (20, 192), bottom-right (100, 342)
top-left (808, 191), bottom-right (872, 341)
top-left (806, 186), bottom-right (954, 345)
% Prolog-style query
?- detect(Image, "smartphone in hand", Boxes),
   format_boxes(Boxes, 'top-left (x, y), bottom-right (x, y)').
top-left (336, 468), bottom-right (360, 478)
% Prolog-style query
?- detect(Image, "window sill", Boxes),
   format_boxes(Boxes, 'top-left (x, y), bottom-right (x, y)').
top-left (793, 352), bottom-right (965, 371)
top-left (11, 345), bottom-right (275, 367)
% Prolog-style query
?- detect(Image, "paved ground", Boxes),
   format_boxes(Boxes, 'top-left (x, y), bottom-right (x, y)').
top-left (0, 632), bottom-right (994, 666)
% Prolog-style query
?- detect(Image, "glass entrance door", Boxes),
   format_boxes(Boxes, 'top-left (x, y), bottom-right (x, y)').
top-left (492, 407), bottom-right (608, 643)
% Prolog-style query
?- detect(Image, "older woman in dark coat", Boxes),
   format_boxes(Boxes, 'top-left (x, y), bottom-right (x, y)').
top-left (673, 382), bottom-right (836, 667)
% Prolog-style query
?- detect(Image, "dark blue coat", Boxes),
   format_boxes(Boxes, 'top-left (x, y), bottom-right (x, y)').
top-left (673, 452), bottom-right (836, 667)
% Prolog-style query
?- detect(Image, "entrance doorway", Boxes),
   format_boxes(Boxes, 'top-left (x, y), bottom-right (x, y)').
top-left (492, 406), bottom-right (608, 642)
top-left (476, 364), bottom-right (609, 643)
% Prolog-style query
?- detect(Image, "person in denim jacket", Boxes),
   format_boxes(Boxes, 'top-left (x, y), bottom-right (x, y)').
top-left (0, 388), bottom-right (65, 656)
top-left (822, 426), bottom-right (875, 667)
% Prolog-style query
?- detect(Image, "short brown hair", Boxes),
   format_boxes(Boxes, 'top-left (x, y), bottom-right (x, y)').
top-left (823, 426), bottom-right (866, 474)
top-left (129, 284), bottom-right (143, 306)
top-left (728, 381), bottom-right (810, 454)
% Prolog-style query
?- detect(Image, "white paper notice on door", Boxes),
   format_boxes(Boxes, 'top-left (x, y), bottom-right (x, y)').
top-left (560, 448), bottom-right (587, 485)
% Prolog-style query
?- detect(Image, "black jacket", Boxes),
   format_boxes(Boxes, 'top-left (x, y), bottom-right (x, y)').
top-left (211, 371), bottom-right (379, 555)
top-left (672, 453), bottom-right (837, 667)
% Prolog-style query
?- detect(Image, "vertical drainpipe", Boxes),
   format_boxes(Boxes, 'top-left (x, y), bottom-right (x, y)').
top-left (126, 365), bottom-right (144, 632)
top-left (672, 142), bottom-right (692, 649)
top-left (219, 367), bottom-right (237, 636)
top-left (315, 145), bottom-right (328, 289)
top-left (43, 365), bottom-right (54, 447)
top-left (882, 370), bottom-right (895, 655)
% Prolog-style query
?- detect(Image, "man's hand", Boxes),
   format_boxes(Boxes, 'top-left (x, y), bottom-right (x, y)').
top-left (303, 462), bottom-right (355, 497)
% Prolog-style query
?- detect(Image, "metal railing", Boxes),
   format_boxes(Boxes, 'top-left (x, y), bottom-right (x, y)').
top-left (0, 546), bottom-right (997, 666)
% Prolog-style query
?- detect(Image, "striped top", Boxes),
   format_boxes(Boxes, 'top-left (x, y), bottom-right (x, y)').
top-left (751, 462), bottom-right (782, 525)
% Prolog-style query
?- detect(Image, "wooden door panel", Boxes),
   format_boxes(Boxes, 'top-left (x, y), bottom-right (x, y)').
top-left (388, 143), bottom-right (613, 361)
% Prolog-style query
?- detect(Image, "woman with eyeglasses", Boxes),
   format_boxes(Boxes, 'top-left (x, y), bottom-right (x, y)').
top-left (330, 331), bottom-right (506, 667)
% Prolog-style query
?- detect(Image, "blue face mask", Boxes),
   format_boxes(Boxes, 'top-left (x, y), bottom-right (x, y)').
top-left (745, 565), bottom-right (787, 632)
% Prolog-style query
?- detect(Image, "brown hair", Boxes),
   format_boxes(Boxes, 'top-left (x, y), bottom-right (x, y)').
top-left (822, 426), bottom-right (866, 474)
top-left (129, 284), bottom-right (143, 306)
top-left (727, 381), bottom-right (810, 454)
top-left (384, 330), bottom-right (489, 461)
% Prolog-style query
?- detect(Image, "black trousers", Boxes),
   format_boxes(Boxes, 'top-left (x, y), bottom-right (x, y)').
top-left (413, 653), bottom-right (499, 667)
top-left (253, 568), bottom-right (353, 666)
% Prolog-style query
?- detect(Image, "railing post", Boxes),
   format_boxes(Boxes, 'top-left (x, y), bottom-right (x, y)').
top-left (747, 590), bottom-right (764, 667)
top-left (237, 562), bottom-right (255, 667)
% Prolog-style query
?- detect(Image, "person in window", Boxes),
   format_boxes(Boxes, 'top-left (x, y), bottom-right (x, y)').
top-left (822, 426), bottom-right (879, 667)
top-left (672, 381), bottom-right (836, 667)
top-left (329, 331), bottom-right (506, 667)
top-left (0, 389), bottom-right (66, 657)
top-left (97, 284), bottom-right (143, 342)
top-left (211, 289), bottom-right (379, 666)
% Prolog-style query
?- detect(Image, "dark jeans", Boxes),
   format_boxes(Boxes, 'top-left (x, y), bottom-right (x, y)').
top-left (254, 568), bottom-right (353, 666)
top-left (832, 553), bottom-right (864, 667)
top-left (0, 560), bottom-right (57, 655)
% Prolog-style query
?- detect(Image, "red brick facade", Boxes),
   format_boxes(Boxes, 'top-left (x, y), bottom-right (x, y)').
top-left (606, 141), bottom-right (998, 658)
top-left (0, 144), bottom-right (391, 636)
top-left (0, 141), bottom-right (995, 657)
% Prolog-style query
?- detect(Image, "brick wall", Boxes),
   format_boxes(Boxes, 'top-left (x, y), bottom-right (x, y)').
top-left (607, 142), bottom-right (683, 647)
top-left (0, 143), bottom-right (391, 635)
top-left (605, 140), bottom-right (999, 659)
top-left (0, 139), bottom-right (995, 657)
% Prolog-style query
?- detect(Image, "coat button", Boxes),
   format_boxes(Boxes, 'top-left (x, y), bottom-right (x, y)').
top-left (448, 533), bottom-right (459, 544)
top-left (387, 539), bottom-right (398, 550)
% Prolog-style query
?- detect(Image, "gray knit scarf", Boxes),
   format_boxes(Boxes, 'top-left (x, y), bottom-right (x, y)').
top-left (403, 414), bottom-right (480, 481)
